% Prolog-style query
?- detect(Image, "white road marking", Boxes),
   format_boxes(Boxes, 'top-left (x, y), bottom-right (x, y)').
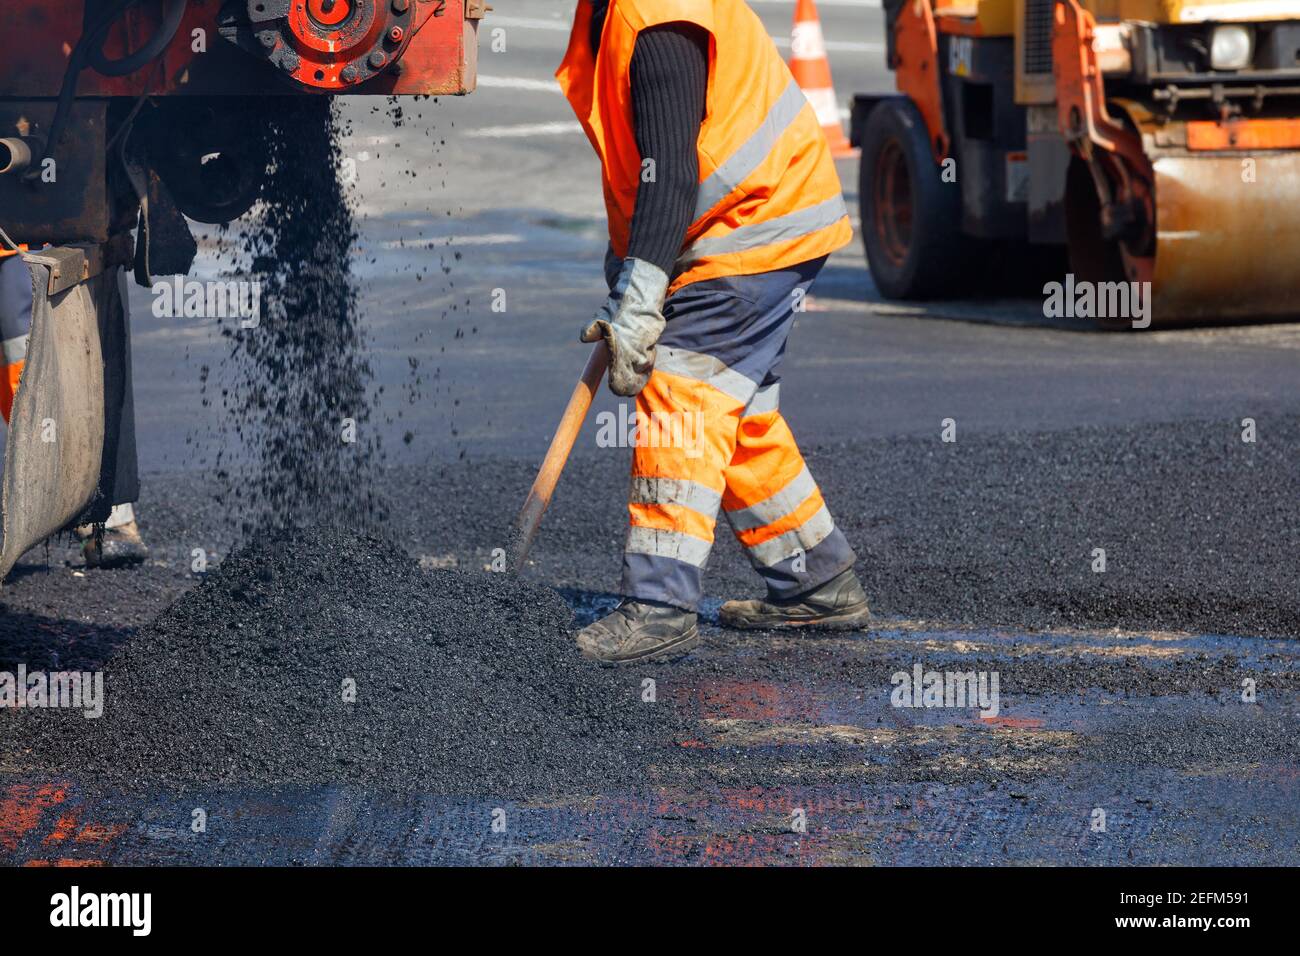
top-left (476, 74), bottom-right (563, 93)
top-left (485, 13), bottom-right (882, 55)
top-left (487, 15), bottom-right (571, 32)
top-left (771, 36), bottom-right (883, 53)
top-left (380, 234), bottom-right (524, 248)
top-left (466, 121), bottom-right (583, 138)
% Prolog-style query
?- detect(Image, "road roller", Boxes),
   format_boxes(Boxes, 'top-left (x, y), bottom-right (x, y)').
top-left (851, 0), bottom-right (1300, 326)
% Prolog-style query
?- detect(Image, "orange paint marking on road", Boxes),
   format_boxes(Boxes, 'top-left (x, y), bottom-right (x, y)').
top-left (0, 784), bottom-right (67, 851)
top-left (22, 858), bottom-right (105, 867)
top-left (694, 678), bottom-right (817, 721)
top-left (74, 821), bottom-right (127, 845)
top-left (720, 787), bottom-right (771, 813)
top-left (980, 715), bottom-right (1044, 729)
top-left (645, 828), bottom-right (696, 863)
top-left (703, 833), bottom-right (760, 865)
top-left (42, 813), bottom-right (78, 845)
top-left (704, 832), bottom-right (821, 867)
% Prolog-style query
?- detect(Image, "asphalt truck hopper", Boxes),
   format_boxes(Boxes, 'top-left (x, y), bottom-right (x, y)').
top-left (1, 253), bottom-right (127, 584)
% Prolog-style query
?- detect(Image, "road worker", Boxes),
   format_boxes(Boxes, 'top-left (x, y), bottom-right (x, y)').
top-left (560, 0), bottom-right (872, 663)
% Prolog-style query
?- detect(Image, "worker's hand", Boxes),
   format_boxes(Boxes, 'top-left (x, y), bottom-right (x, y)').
top-left (580, 257), bottom-right (668, 397)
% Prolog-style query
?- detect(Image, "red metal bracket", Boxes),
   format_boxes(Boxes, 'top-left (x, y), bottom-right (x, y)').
top-left (1052, 0), bottom-right (1155, 275)
top-left (1052, 0), bottom-right (1145, 170)
top-left (894, 0), bottom-right (949, 163)
top-left (1187, 117), bottom-right (1300, 151)
top-left (0, 0), bottom-right (472, 98)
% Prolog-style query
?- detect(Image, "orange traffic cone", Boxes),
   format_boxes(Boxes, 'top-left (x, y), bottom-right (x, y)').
top-left (789, 0), bottom-right (857, 158)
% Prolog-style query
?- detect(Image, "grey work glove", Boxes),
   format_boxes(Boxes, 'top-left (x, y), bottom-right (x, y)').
top-left (580, 257), bottom-right (669, 397)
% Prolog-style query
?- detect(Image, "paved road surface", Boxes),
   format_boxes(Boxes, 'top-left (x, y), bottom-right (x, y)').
top-left (1, 1), bottom-right (1298, 866)
top-left (119, 0), bottom-right (1300, 467)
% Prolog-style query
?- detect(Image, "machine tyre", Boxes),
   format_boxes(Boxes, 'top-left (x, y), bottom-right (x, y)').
top-left (1064, 158), bottom-right (1131, 330)
top-left (975, 240), bottom-right (1069, 297)
top-left (859, 97), bottom-right (973, 299)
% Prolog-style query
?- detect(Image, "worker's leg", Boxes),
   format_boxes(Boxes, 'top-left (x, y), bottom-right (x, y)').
top-left (615, 363), bottom-right (742, 608)
top-left (573, 358), bottom-right (739, 663)
top-left (722, 388), bottom-right (856, 598)
top-left (577, 257), bottom-right (861, 660)
top-left (718, 381), bottom-right (869, 629)
top-left (0, 254), bottom-right (32, 423)
top-left (698, 262), bottom-right (868, 630)
top-left (618, 263), bottom-right (835, 611)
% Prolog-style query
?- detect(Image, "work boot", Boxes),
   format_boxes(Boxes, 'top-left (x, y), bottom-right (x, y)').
top-left (575, 600), bottom-right (700, 665)
top-left (720, 569), bottom-right (871, 631)
top-left (76, 503), bottom-right (150, 569)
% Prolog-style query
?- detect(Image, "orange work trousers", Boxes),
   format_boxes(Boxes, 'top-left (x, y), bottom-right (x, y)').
top-left (620, 256), bottom-right (855, 610)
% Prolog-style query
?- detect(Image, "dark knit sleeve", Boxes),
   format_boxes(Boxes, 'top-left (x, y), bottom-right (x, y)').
top-left (625, 23), bottom-right (709, 277)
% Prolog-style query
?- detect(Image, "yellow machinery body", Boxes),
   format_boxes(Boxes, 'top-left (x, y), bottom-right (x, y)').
top-left (1030, 0), bottom-right (1300, 321)
top-left (864, 0), bottom-right (1300, 324)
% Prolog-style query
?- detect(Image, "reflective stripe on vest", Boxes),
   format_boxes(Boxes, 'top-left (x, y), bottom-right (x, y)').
top-left (678, 195), bottom-right (849, 271)
top-left (692, 78), bottom-right (809, 221)
top-left (557, 0), bottom-right (852, 293)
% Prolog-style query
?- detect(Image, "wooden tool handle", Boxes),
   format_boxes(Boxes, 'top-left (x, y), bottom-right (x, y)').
top-left (510, 342), bottom-right (609, 572)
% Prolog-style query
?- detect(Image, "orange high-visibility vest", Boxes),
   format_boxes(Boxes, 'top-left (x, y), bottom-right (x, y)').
top-left (556, 0), bottom-right (852, 293)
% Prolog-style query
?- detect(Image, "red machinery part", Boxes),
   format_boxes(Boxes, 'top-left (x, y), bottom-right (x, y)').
top-left (892, 0), bottom-right (949, 163)
top-left (0, 0), bottom-right (478, 97)
top-left (243, 0), bottom-right (414, 90)
top-left (1051, 0), bottom-right (1300, 322)
top-left (1052, 0), bottom-right (1154, 284)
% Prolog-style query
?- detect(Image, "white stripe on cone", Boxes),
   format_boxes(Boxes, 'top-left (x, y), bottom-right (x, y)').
top-left (790, 21), bottom-right (828, 60)
top-left (802, 87), bottom-right (841, 129)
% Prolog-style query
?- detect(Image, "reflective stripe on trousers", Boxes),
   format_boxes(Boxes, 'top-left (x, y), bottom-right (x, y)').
top-left (621, 257), bottom-right (856, 610)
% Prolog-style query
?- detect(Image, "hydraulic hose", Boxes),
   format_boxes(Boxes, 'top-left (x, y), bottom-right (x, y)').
top-left (24, 0), bottom-right (188, 182)
top-left (88, 0), bottom-right (188, 76)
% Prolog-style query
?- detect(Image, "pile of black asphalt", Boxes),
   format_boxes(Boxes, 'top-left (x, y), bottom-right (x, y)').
top-left (0, 527), bottom-right (692, 796)
top-left (0, 418), bottom-right (1295, 811)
